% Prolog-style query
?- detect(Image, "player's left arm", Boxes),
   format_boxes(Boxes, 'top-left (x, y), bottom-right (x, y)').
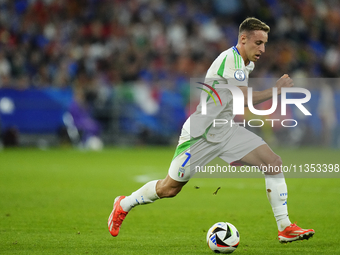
top-left (238, 74), bottom-right (294, 106)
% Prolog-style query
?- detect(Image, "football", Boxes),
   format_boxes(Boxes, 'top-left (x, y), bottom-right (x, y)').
top-left (206, 222), bottom-right (240, 254)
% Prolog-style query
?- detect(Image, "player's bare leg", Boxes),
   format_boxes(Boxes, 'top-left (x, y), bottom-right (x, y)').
top-left (235, 144), bottom-right (282, 174)
top-left (108, 175), bottom-right (186, 237)
top-left (156, 174), bottom-right (187, 198)
top-left (233, 144), bottom-right (315, 242)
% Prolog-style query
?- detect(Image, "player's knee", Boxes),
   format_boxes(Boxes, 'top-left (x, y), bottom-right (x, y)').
top-left (271, 155), bottom-right (282, 167)
top-left (264, 154), bottom-right (282, 167)
top-left (263, 154), bottom-right (282, 174)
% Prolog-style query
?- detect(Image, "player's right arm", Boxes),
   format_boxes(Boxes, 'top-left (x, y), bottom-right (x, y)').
top-left (238, 74), bottom-right (294, 106)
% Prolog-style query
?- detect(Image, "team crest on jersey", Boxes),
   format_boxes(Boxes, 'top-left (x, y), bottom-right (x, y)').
top-left (178, 167), bottom-right (185, 178)
top-left (234, 70), bottom-right (245, 81)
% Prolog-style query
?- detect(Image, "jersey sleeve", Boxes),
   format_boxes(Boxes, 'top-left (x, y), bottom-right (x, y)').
top-left (217, 52), bottom-right (248, 87)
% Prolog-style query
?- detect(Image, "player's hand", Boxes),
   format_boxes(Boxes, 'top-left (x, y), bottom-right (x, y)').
top-left (275, 74), bottom-right (294, 94)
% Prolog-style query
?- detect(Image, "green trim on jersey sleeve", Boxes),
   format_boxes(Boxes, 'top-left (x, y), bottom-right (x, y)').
top-left (172, 136), bottom-right (201, 161)
top-left (217, 55), bottom-right (227, 77)
top-left (202, 124), bottom-right (212, 139)
top-left (232, 50), bottom-right (242, 69)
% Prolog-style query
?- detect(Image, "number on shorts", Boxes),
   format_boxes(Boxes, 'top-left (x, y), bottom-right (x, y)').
top-left (181, 152), bottom-right (191, 167)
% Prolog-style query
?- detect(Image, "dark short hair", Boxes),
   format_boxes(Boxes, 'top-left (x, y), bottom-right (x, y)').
top-left (239, 17), bottom-right (270, 34)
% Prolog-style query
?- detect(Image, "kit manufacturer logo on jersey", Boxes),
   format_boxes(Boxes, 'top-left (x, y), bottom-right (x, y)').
top-left (234, 70), bottom-right (245, 81)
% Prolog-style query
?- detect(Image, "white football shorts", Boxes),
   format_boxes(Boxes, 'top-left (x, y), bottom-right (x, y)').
top-left (168, 126), bottom-right (266, 182)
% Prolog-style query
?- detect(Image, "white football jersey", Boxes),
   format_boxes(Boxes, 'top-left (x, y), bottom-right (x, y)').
top-left (205, 46), bottom-right (254, 85)
top-left (184, 46), bottom-right (254, 143)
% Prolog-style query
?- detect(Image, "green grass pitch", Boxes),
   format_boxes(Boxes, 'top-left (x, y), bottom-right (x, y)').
top-left (1, 147), bottom-right (340, 254)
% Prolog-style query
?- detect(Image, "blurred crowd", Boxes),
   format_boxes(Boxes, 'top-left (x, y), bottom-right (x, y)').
top-left (1, 0), bottom-right (340, 89)
top-left (0, 0), bottom-right (340, 146)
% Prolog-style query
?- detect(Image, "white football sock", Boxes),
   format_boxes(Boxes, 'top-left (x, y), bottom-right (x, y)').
top-left (265, 173), bottom-right (291, 231)
top-left (120, 180), bottom-right (160, 212)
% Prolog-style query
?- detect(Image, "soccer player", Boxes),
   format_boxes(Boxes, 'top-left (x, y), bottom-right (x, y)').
top-left (108, 17), bottom-right (315, 243)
